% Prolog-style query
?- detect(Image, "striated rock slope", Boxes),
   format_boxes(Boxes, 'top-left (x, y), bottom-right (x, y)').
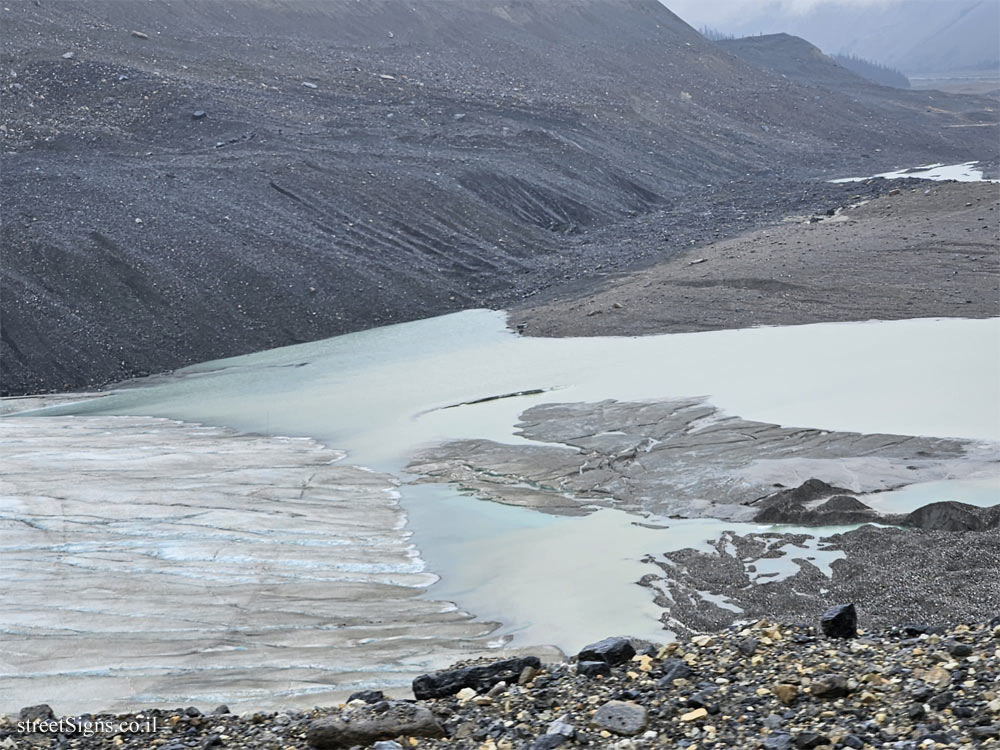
top-left (2, 0), bottom-right (997, 394)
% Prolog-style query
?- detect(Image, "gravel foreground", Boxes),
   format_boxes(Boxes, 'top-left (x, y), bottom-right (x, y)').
top-left (7, 618), bottom-right (999, 750)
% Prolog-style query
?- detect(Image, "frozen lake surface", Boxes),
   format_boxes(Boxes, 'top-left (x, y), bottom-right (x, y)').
top-left (36, 311), bottom-right (1000, 459)
top-left (7, 312), bottom-right (999, 711)
top-left (0, 416), bottom-right (506, 714)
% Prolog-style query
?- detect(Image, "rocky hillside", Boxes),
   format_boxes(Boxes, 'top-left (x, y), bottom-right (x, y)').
top-left (831, 54), bottom-right (909, 90)
top-left (717, 34), bottom-right (903, 94)
top-left (2, 0), bottom-right (997, 394)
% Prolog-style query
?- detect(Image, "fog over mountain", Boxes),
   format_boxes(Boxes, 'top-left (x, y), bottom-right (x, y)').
top-left (667, 0), bottom-right (1000, 75)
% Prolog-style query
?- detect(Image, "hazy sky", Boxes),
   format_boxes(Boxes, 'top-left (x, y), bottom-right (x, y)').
top-left (661, 0), bottom-right (901, 29)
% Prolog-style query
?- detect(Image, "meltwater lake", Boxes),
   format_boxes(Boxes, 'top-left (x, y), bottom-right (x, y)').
top-left (5, 311), bottom-right (999, 712)
top-left (37, 310), bottom-right (1000, 460)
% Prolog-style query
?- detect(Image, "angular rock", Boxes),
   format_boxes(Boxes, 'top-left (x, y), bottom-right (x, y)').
top-left (687, 689), bottom-right (719, 714)
top-left (922, 665), bottom-right (951, 688)
top-left (530, 736), bottom-right (566, 750)
top-left (971, 725), bottom-right (1000, 741)
top-left (372, 743), bottom-right (404, 750)
top-left (590, 700), bottom-right (647, 736)
top-left (752, 480), bottom-right (880, 525)
top-left (773, 683), bottom-right (799, 705)
top-left (412, 656), bottom-right (541, 699)
top-left (946, 641), bottom-right (973, 657)
top-left (820, 603), bottom-right (858, 639)
top-left (763, 732), bottom-right (793, 750)
top-left (763, 714), bottom-right (783, 730)
top-left (518, 665), bottom-right (539, 685)
top-left (680, 707), bottom-right (708, 722)
top-left (737, 637), bottom-right (759, 656)
top-left (927, 691), bottom-right (952, 710)
top-left (917, 731), bottom-right (953, 744)
top-left (795, 732), bottom-right (829, 749)
top-left (809, 674), bottom-right (849, 699)
top-left (547, 715), bottom-right (575, 738)
top-left (19, 705), bottom-right (55, 722)
top-left (306, 702), bottom-right (444, 749)
top-left (754, 478), bottom-right (849, 508)
top-left (659, 658), bottom-right (693, 682)
top-left (818, 495), bottom-right (873, 512)
top-left (577, 661), bottom-right (611, 678)
top-left (576, 637), bottom-right (636, 666)
top-left (348, 690), bottom-right (385, 704)
top-left (900, 501), bottom-right (1000, 531)
top-left (486, 681), bottom-right (508, 698)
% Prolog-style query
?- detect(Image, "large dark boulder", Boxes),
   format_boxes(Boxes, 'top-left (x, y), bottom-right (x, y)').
top-left (306, 702), bottom-right (444, 749)
top-left (752, 480), bottom-right (877, 525)
top-left (576, 637), bottom-right (636, 666)
top-left (899, 501), bottom-right (1000, 532)
top-left (818, 495), bottom-right (874, 512)
top-left (411, 656), bottom-right (541, 700)
top-left (530, 736), bottom-right (568, 750)
top-left (661, 657), bottom-right (694, 681)
top-left (820, 603), bottom-right (858, 639)
top-left (19, 705), bottom-right (55, 722)
top-left (795, 732), bottom-right (830, 749)
top-left (763, 733), bottom-right (793, 750)
top-left (577, 661), bottom-right (612, 678)
top-left (809, 674), bottom-right (850, 699)
top-left (347, 690), bottom-right (385, 704)
top-left (590, 700), bottom-right (648, 736)
top-left (755, 479), bottom-right (852, 508)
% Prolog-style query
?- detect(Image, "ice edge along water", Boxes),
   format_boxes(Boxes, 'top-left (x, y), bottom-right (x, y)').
top-left (5, 312), bottom-right (999, 711)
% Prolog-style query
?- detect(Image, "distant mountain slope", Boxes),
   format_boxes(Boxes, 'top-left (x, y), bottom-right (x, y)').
top-left (717, 34), bottom-right (910, 92)
top-left (831, 54), bottom-right (910, 90)
top-left (693, 0), bottom-right (999, 76)
top-left (718, 33), bottom-right (881, 91)
top-left (1, 0), bottom-right (997, 394)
